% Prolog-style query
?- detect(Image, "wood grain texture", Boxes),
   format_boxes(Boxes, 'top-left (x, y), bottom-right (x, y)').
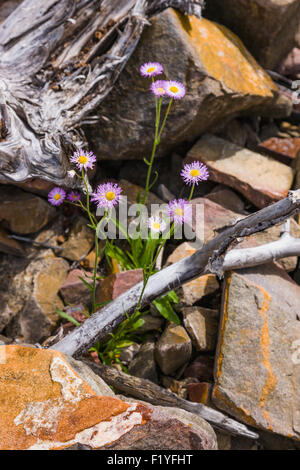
top-left (0, 0), bottom-right (203, 184)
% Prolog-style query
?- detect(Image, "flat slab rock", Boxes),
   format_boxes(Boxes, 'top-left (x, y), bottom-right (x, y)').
top-left (185, 134), bottom-right (294, 208)
top-left (0, 186), bottom-right (55, 235)
top-left (258, 137), bottom-right (300, 165)
top-left (213, 263), bottom-right (300, 440)
top-left (0, 345), bottom-right (217, 450)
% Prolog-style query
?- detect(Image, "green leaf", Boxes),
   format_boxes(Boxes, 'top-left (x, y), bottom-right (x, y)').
top-left (56, 309), bottom-right (80, 327)
top-left (78, 276), bottom-right (94, 291)
top-left (164, 290), bottom-right (179, 304)
top-left (130, 318), bottom-right (145, 330)
top-left (105, 241), bottom-right (134, 271)
top-left (148, 171), bottom-right (159, 191)
top-left (136, 189), bottom-right (142, 204)
top-left (153, 297), bottom-right (181, 324)
top-left (115, 340), bottom-right (134, 349)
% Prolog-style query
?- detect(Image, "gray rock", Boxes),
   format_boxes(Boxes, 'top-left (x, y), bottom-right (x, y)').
top-left (138, 314), bottom-right (164, 334)
top-left (183, 307), bottom-right (219, 352)
top-left (155, 323), bottom-right (192, 375)
top-left (128, 341), bottom-right (158, 384)
top-left (119, 343), bottom-right (140, 366)
top-left (213, 263), bottom-right (300, 440)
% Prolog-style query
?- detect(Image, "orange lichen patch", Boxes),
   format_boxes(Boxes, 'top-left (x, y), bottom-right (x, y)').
top-left (215, 272), bottom-right (231, 380)
top-left (0, 345), bottom-right (148, 450)
top-left (188, 382), bottom-right (211, 405)
top-left (257, 288), bottom-right (277, 429)
top-left (213, 385), bottom-right (257, 428)
top-left (55, 396), bottom-right (129, 442)
top-left (174, 12), bottom-right (277, 97)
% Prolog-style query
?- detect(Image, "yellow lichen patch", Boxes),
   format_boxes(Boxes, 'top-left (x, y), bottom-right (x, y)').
top-left (174, 12), bottom-right (277, 97)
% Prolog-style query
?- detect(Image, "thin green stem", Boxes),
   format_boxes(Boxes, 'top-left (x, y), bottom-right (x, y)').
top-left (92, 230), bottom-right (99, 313)
top-left (142, 97), bottom-right (162, 204)
top-left (157, 98), bottom-right (173, 142)
top-left (188, 183), bottom-right (195, 202)
top-left (135, 222), bottom-right (175, 313)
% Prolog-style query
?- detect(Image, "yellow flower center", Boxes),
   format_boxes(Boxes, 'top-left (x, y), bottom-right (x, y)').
top-left (174, 208), bottom-right (184, 216)
top-left (147, 66), bottom-right (155, 73)
top-left (54, 194), bottom-right (61, 201)
top-left (78, 155), bottom-right (88, 164)
top-left (158, 87), bottom-right (165, 94)
top-left (152, 222), bottom-right (161, 230)
top-left (105, 191), bottom-right (115, 201)
top-left (190, 169), bottom-right (200, 177)
top-left (170, 85), bottom-right (179, 93)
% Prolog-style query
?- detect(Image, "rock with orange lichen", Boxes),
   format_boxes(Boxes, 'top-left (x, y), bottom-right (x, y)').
top-left (88, 8), bottom-right (279, 160)
top-left (0, 345), bottom-right (217, 450)
top-left (213, 263), bottom-right (300, 440)
top-left (205, 0), bottom-right (300, 69)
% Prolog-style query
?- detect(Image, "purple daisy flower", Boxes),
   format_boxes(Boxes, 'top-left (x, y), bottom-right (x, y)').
top-left (168, 199), bottom-right (192, 225)
top-left (165, 80), bottom-right (186, 100)
top-left (150, 80), bottom-right (167, 97)
top-left (140, 62), bottom-right (163, 78)
top-left (48, 187), bottom-right (66, 206)
top-left (181, 161), bottom-right (209, 185)
top-left (68, 191), bottom-right (81, 202)
top-left (91, 182), bottom-right (122, 209)
top-left (148, 216), bottom-right (167, 234)
top-left (70, 149), bottom-right (96, 171)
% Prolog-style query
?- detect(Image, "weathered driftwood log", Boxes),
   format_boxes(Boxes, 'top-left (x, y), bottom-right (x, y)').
top-left (52, 189), bottom-right (300, 357)
top-left (83, 360), bottom-right (259, 440)
top-left (223, 230), bottom-right (300, 271)
top-left (0, 0), bottom-right (203, 185)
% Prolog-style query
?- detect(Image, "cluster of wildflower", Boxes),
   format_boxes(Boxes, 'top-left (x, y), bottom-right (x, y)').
top-left (148, 160), bottom-right (209, 234)
top-left (48, 61), bottom-right (209, 235)
top-left (48, 150), bottom-right (123, 209)
top-left (140, 62), bottom-right (186, 100)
